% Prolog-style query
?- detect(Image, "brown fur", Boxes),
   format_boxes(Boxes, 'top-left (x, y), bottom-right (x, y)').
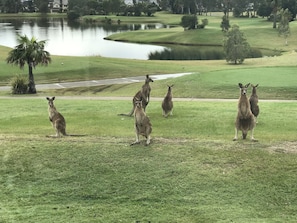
top-left (46, 97), bottom-right (67, 137)
top-left (130, 99), bottom-right (152, 146)
top-left (233, 83), bottom-right (257, 141)
top-left (162, 85), bottom-right (174, 117)
top-left (249, 84), bottom-right (260, 122)
top-left (119, 75), bottom-right (154, 116)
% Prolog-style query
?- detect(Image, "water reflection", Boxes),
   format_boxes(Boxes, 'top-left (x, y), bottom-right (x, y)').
top-left (0, 17), bottom-right (167, 59)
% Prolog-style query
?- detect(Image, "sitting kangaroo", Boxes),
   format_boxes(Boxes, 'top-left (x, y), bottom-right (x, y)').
top-left (131, 99), bottom-right (152, 146)
top-left (46, 97), bottom-right (67, 137)
top-left (233, 83), bottom-right (257, 141)
top-left (162, 85), bottom-right (174, 117)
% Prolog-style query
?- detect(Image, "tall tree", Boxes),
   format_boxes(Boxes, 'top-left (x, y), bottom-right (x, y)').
top-left (278, 8), bottom-right (292, 45)
top-left (220, 15), bottom-right (230, 32)
top-left (271, 0), bottom-right (281, 28)
top-left (3, 0), bottom-right (21, 13)
top-left (223, 24), bottom-right (250, 64)
top-left (6, 35), bottom-right (51, 94)
top-left (282, 0), bottom-right (297, 18)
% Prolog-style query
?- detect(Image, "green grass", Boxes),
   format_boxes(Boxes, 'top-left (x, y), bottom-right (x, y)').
top-left (1, 12), bottom-right (297, 222)
top-left (106, 11), bottom-right (297, 52)
top-left (1, 99), bottom-right (297, 222)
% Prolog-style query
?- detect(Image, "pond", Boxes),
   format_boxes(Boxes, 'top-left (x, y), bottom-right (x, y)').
top-left (0, 17), bottom-right (167, 60)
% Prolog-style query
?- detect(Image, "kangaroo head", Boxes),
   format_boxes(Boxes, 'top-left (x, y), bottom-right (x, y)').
top-left (238, 83), bottom-right (250, 96)
top-left (167, 84), bottom-right (174, 91)
top-left (46, 96), bottom-right (56, 108)
top-left (134, 97), bottom-right (143, 109)
top-left (251, 84), bottom-right (258, 94)
top-left (145, 75), bottom-right (154, 83)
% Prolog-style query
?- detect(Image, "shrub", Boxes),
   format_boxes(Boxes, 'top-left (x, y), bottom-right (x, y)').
top-left (67, 10), bottom-right (80, 21)
top-left (180, 15), bottom-right (197, 30)
top-left (247, 48), bottom-right (263, 58)
top-left (148, 48), bottom-right (225, 60)
top-left (10, 74), bottom-right (28, 94)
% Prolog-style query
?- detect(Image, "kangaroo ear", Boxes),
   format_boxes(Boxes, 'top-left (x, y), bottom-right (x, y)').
top-left (52, 96), bottom-right (55, 100)
top-left (246, 83), bottom-right (250, 88)
top-left (255, 84), bottom-right (259, 87)
top-left (46, 97), bottom-right (49, 100)
top-left (238, 83), bottom-right (243, 88)
top-left (146, 74), bottom-right (149, 78)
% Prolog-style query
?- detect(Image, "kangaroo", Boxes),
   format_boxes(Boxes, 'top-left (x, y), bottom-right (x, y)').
top-left (119, 75), bottom-right (154, 116)
top-left (141, 74), bottom-right (154, 104)
top-left (130, 99), bottom-right (152, 146)
top-left (249, 84), bottom-right (260, 123)
top-left (233, 83), bottom-right (257, 141)
top-left (46, 97), bottom-right (67, 137)
top-left (162, 85), bottom-right (174, 117)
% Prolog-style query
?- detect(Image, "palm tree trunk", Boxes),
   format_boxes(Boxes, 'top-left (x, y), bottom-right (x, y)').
top-left (28, 63), bottom-right (36, 94)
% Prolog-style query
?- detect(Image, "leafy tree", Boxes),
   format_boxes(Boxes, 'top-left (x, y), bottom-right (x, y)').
top-left (233, 0), bottom-right (249, 17)
top-left (257, 2), bottom-right (273, 18)
top-left (282, 0), bottom-right (297, 19)
top-left (144, 2), bottom-right (159, 16)
top-left (35, 0), bottom-right (49, 13)
top-left (6, 35), bottom-right (51, 94)
top-left (157, 0), bottom-right (169, 11)
top-left (271, 0), bottom-right (281, 28)
top-left (3, 0), bottom-right (21, 13)
top-left (180, 15), bottom-right (197, 30)
top-left (223, 24), bottom-right (250, 64)
top-left (222, 0), bottom-right (232, 18)
top-left (278, 8), bottom-right (292, 45)
top-left (220, 15), bottom-right (230, 32)
top-left (67, 9), bottom-right (80, 20)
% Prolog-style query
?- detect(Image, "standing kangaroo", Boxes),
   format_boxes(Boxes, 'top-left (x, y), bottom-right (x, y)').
top-left (119, 75), bottom-right (154, 116)
top-left (233, 83), bottom-right (257, 141)
top-left (46, 97), bottom-right (67, 137)
top-left (130, 99), bottom-right (152, 146)
top-left (162, 85), bottom-right (174, 117)
top-left (249, 84), bottom-right (260, 123)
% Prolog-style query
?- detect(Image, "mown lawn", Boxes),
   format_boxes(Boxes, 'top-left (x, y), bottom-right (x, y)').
top-left (1, 11), bottom-right (297, 222)
top-left (1, 99), bottom-right (297, 222)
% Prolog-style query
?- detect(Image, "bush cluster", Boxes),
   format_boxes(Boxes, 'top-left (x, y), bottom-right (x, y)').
top-left (149, 48), bottom-right (225, 60)
top-left (149, 47), bottom-right (263, 61)
top-left (10, 74), bottom-right (28, 94)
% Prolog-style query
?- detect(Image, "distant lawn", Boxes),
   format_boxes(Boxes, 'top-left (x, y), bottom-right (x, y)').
top-left (37, 63), bottom-right (297, 100)
top-left (106, 11), bottom-right (297, 53)
top-left (1, 98), bottom-right (297, 222)
top-left (1, 11), bottom-right (297, 100)
top-left (1, 49), bottom-right (297, 100)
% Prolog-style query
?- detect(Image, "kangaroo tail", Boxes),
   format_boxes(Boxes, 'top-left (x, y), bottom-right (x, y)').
top-left (118, 108), bottom-right (134, 117)
top-left (242, 132), bottom-right (247, 139)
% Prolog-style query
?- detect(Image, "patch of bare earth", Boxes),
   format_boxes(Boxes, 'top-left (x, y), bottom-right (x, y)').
top-left (267, 141), bottom-right (297, 154)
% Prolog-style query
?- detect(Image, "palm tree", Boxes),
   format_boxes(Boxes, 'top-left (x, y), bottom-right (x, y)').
top-left (6, 34), bottom-right (51, 94)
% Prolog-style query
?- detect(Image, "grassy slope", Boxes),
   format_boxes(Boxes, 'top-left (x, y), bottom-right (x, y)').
top-left (1, 12), bottom-right (297, 222)
top-left (106, 11), bottom-right (297, 52)
top-left (1, 99), bottom-right (297, 222)
top-left (1, 12), bottom-right (297, 99)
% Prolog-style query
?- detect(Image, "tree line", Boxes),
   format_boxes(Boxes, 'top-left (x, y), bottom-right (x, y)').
top-left (1, 0), bottom-right (296, 21)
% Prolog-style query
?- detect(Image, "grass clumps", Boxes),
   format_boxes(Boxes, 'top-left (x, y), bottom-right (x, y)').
top-left (10, 74), bottom-right (28, 94)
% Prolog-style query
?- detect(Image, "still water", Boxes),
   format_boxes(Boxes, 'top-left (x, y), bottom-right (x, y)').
top-left (0, 18), bottom-right (167, 59)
